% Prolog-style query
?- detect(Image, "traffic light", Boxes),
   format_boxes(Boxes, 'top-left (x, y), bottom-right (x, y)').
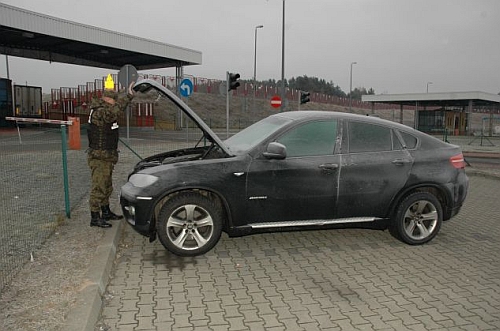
top-left (228, 72), bottom-right (240, 91)
top-left (300, 91), bottom-right (310, 104)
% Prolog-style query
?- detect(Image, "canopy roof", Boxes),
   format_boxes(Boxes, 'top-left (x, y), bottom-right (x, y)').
top-left (363, 91), bottom-right (500, 111)
top-left (0, 3), bottom-right (202, 70)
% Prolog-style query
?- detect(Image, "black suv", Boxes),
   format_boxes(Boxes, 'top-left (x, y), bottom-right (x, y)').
top-left (120, 80), bottom-right (469, 256)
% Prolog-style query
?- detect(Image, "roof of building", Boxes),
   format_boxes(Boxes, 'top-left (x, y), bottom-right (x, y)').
top-left (362, 91), bottom-right (500, 109)
top-left (0, 3), bottom-right (202, 70)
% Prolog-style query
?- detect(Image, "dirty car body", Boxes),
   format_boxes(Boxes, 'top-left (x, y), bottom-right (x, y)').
top-left (120, 79), bottom-right (469, 256)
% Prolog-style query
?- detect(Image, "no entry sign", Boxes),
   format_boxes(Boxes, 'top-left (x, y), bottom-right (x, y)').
top-left (270, 95), bottom-right (282, 108)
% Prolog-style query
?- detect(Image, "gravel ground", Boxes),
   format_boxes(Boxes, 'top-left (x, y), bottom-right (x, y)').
top-left (0, 132), bottom-right (498, 331)
top-left (0, 210), bottom-right (105, 331)
top-left (0, 148), bottom-right (89, 288)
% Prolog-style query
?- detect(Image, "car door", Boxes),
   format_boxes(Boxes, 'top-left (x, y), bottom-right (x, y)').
top-left (245, 119), bottom-right (341, 223)
top-left (336, 120), bottom-right (414, 218)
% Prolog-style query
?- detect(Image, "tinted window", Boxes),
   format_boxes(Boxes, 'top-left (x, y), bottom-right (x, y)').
top-left (276, 120), bottom-right (337, 157)
top-left (392, 130), bottom-right (403, 150)
top-left (399, 131), bottom-right (418, 149)
top-left (348, 121), bottom-right (392, 153)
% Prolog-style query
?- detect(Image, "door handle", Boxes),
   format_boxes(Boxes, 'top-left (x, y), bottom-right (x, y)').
top-left (392, 159), bottom-right (411, 166)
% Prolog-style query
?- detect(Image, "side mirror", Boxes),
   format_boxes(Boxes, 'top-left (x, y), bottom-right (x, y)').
top-left (263, 142), bottom-right (287, 160)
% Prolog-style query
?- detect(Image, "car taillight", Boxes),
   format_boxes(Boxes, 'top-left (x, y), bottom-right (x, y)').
top-left (450, 153), bottom-right (466, 169)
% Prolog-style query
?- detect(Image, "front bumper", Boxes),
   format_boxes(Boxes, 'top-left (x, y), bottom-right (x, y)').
top-left (120, 185), bottom-right (156, 237)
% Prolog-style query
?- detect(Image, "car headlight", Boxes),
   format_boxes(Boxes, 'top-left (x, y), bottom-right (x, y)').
top-left (129, 174), bottom-right (159, 188)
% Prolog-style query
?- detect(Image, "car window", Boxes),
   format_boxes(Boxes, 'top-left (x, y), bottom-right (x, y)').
top-left (398, 131), bottom-right (418, 149)
top-left (392, 130), bottom-right (404, 150)
top-left (224, 115), bottom-right (292, 154)
top-left (348, 121), bottom-right (392, 153)
top-left (276, 119), bottom-right (337, 157)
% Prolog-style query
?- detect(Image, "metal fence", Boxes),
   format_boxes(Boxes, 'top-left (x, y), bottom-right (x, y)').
top-left (0, 124), bottom-right (87, 291)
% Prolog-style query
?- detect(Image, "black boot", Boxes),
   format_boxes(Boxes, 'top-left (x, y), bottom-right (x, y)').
top-left (90, 211), bottom-right (112, 228)
top-left (101, 205), bottom-right (124, 220)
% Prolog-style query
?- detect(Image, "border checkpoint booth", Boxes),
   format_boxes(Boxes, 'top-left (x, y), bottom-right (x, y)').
top-left (362, 92), bottom-right (500, 137)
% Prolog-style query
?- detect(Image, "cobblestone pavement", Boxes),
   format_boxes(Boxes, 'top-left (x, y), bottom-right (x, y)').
top-left (95, 175), bottom-right (500, 331)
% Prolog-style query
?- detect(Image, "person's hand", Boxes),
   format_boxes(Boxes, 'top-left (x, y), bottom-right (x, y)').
top-left (128, 81), bottom-right (136, 96)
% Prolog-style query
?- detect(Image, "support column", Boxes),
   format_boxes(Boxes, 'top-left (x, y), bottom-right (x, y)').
top-left (489, 113), bottom-right (493, 136)
top-left (414, 102), bottom-right (419, 130)
top-left (175, 66), bottom-right (183, 95)
top-left (175, 65), bottom-right (184, 129)
top-left (467, 99), bottom-right (473, 136)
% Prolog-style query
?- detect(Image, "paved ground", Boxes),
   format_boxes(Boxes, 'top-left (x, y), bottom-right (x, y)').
top-left (94, 174), bottom-right (500, 331)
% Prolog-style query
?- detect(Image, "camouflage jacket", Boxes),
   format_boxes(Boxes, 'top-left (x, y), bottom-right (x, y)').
top-left (88, 93), bottom-right (133, 126)
top-left (87, 93), bottom-right (133, 162)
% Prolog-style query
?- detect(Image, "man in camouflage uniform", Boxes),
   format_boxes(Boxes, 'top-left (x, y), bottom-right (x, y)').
top-left (87, 84), bottom-right (134, 228)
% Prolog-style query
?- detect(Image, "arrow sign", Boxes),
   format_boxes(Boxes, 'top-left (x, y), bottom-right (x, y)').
top-left (179, 78), bottom-right (194, 97)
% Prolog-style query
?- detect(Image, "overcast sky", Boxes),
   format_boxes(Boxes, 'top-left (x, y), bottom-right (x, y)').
top-left (1, 0), bottom-right (500, 95)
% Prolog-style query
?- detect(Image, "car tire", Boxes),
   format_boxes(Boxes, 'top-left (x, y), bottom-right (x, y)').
top-left (157, 192), bottom-right (223, 256)
top-left (392, 192), bottom-right (443, 245)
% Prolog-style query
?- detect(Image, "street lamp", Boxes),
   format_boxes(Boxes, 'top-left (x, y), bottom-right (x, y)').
top-left (253, 25), bottom-right (263, 111)
top-left (349, 61), bottom-right (357, 112)
top-left (426, 82), bottom-right (433, 93)
top-left (280, 0), bottom-right (286, 111)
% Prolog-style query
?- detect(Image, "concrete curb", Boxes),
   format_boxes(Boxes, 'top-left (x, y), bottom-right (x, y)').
top-left (467, 168), bottom-right (500, 180)
top-left (63, 220), bottom-right (124, 331)
top-left (463, 151), bottom-right (500, 159)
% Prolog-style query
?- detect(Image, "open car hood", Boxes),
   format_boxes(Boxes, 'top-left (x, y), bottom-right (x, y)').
top-left (133, 79), bottom-right (233, 156)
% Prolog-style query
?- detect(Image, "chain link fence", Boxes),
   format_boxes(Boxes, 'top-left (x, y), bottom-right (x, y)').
top-left (0, 125), bottom-right (88, 291)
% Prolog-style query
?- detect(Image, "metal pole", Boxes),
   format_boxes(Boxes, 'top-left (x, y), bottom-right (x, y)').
top-left (6, 56), bottom-right (15, 117)
top-left (125, 65), bottom-right (130, 140)
top-left (349, 61), bottom-right (357, 112)
top-left (280, 0), bottom-right (286, 111)
top-left (253, 25), bottom-right (263, 112)
top-left (61, 125), bottom-right (71, 218)
top-left (426, 82), bottom-right (432, 93)
top-left (226, 71), bottom-right (230, 138)
top-left (176, 66), bottom-right (183, 129)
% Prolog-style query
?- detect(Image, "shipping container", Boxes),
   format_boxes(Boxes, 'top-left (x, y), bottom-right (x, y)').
top-left (0, 78), bottom-right (13, 127)
top-left (14, 84), bottom-right (42, 118)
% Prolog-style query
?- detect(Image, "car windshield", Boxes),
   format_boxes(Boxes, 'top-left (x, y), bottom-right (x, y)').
top-left (224, 115), bottom-right (292, 154)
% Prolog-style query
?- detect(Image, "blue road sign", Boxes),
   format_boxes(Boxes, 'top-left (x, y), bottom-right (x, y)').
top-left (179, 78), bottom-right (194, 97)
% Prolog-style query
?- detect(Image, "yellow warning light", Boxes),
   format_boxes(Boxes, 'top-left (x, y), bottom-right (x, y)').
top-left (104, 74), bottom-right (115, 90)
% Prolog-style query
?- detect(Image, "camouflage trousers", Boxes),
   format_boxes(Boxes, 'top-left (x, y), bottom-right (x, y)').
top-left (88, 156), bottom-right (116, 212)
